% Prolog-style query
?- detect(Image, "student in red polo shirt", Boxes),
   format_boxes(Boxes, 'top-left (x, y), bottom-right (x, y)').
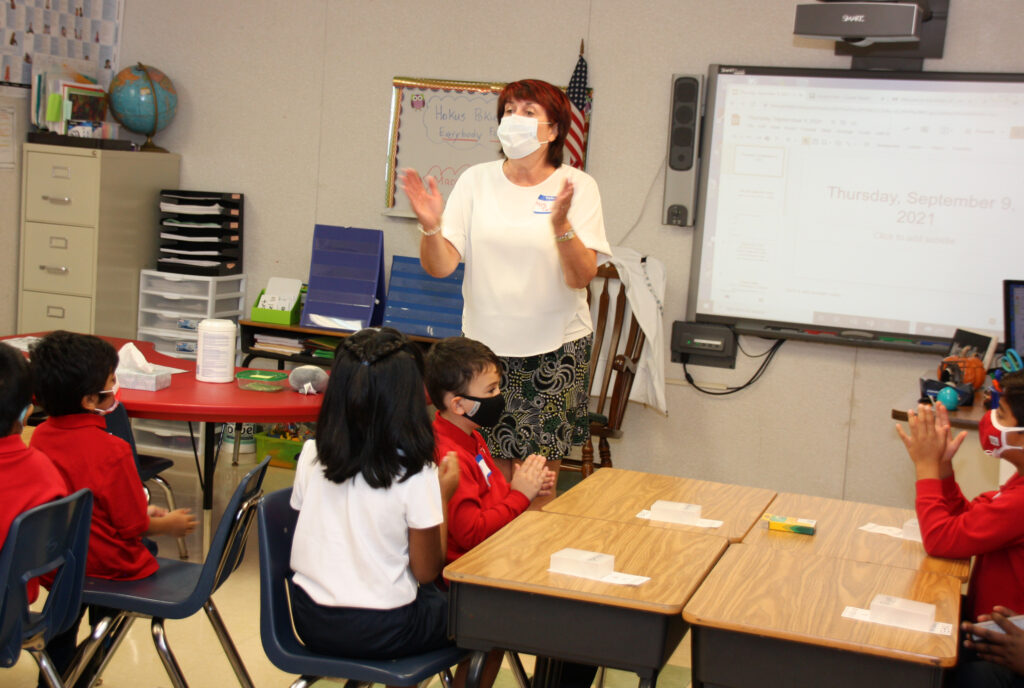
top-left (28, 331), bottom-right (197, 682)
top-left (425, 336), bottom-right (555, 688)
top-left (0, 341), bottom-right (67, 604)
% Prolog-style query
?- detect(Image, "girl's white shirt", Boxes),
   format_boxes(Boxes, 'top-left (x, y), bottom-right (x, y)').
top-left (290, 439), bottom-right (443, 609)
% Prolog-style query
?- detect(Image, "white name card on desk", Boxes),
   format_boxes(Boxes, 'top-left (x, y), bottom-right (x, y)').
top-left (548, 548), bottom-right (649, 586)
top-left (637, 501), bottom-right (724, 529)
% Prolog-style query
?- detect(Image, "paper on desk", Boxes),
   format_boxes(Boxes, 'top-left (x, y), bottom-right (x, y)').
top-left (859, 522), bottom-right (923, 543)
top-left (635, 509), bottom-right (723, 529)
top-left (841, 606), bottom-right (952, 635)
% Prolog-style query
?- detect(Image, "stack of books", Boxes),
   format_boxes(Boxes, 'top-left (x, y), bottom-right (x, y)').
top-left (250, 333), bottom-right (303, 357)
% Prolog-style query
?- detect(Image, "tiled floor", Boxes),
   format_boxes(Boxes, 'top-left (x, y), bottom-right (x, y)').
top-left (6, 449), bottom-right (693, 688)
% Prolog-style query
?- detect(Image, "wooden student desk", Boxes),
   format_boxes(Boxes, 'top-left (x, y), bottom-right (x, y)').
top-left (542, 468), bottom-right (776, 543)
top-left (742, 492), bottom-right (970, 581)
top-left (683, 545), bottom-right (961, 688)
top-left (444, 510), bottom-right (728, 688)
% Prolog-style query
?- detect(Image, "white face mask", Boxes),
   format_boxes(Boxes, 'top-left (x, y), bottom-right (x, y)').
top-left (92, 381), bottom-right (120, 417)
top-left (497, 114), bottom-right (547, 160)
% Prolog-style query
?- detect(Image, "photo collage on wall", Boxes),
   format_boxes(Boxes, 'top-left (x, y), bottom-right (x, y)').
top-left (0, 0), bottom-right (122, 88)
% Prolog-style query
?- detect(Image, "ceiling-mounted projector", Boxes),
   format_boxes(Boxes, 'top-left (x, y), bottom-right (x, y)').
top-left (794, 1), bottom-right (927, 46)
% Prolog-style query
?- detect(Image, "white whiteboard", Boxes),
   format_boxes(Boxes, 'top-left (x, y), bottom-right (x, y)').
top-left (384, 77), bottom-right (506, 217)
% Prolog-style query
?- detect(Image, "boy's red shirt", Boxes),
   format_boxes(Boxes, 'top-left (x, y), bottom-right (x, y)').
top-left (31, 413), bottom-right (158, 580)
top-left (432, 411), bottom-right (530, 563)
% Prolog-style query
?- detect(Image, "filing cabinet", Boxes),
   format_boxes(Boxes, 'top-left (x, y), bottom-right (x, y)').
top-left (17, 144), bottom-right (180, 337)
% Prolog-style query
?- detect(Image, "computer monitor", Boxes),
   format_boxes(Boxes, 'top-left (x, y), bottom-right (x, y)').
top-left (1003, 280), bottom-right (1024, 352)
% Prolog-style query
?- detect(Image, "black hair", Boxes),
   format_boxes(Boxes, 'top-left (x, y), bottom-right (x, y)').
top-left (1002, 370), bottom-right (1024, 427)
top-left (0, 342), bottom-right (32, 435)
top-left (29, 331), bottom-right (118, 417)
top-left (424, 336), bottom-right (501, 409)
top-left (315, 327), bottom-right (434, 488)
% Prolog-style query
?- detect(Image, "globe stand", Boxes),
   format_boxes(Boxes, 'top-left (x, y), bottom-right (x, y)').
top-left (140, 135), bottom-right (169, 153)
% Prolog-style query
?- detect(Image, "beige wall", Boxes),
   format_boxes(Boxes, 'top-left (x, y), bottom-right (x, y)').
top-left (6, 0), bottom-right (1020, 505)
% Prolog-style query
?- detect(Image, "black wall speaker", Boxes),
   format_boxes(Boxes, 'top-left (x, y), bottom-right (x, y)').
top-left (662, 74), bottom-right (703, 227)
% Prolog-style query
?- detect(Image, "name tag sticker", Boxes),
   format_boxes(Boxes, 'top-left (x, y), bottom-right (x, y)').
top-left (534, 194), bottom-right (556, 214)
top-left (475, 454), bottom-right (491, 486)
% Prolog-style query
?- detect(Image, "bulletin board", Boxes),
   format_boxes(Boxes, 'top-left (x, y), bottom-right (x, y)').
top-left (384, 76), bottom-right (505, 217)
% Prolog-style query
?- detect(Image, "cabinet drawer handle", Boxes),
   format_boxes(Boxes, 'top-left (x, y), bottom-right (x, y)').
top-left (39, 265), bottom-right (69, 274)
top-left (45, 306), bottom-right (66, 319)
top-left (41, 195), bottom-right (72, 205)
top-left (49, 236), bottom-right (69, 249)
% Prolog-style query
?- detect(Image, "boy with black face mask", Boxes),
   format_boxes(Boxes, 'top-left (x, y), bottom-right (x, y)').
top-left (425, 336), bottom-right (555, 563)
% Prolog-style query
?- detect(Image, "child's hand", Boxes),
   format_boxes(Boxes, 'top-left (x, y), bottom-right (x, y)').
top-left (962, 607), bottom-right (1024, 675)
top-left (510, 454), bottom-right (548, 502)
top-left (537, 465), bottom-right (557, 497)
top-left (438, 451), bottom-right (460, 502)
top-left (895, 402), bottom-right (961, 480)
top-left (147, 505), bottom-right (168, 518)
top-left (151, 508), bottom-right (198, 538)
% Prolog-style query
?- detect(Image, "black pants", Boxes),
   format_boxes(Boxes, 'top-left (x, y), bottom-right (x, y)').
top-left (290, 580), bottom-right (453, 659)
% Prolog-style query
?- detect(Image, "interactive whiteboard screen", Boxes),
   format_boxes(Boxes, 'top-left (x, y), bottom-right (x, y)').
top-left (689, 64), bottom-right (1024, 347)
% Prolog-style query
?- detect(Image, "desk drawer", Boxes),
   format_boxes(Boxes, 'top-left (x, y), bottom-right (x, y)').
top-left (22, 222), bottom-right (96, 295)
top-left (19, 291), bottom-right (92, 333)
top-left (138, 328), bottom-right (199, 354)
top-left (24, 151), bottom-right (100, 225)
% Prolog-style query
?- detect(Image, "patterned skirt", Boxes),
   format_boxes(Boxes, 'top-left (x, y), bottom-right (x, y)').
top-left (479, 334), bottom-right (592, 462)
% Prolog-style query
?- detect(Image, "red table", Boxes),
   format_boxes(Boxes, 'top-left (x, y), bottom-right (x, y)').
top-left (115, 340), bottom-right (322, 513)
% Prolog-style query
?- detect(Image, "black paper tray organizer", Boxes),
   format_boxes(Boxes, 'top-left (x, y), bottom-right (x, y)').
top-left (157, 190), bottom-right (244, 276)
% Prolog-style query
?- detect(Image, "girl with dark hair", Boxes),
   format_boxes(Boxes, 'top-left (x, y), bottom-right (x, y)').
top-left (288, 327), bottom-right (460, 659)
top-left (400, 78), bottom-right (612, 500)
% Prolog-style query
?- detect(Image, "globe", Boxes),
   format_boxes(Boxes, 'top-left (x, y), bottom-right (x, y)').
top-left (108, 63), bottom-right (177, 152)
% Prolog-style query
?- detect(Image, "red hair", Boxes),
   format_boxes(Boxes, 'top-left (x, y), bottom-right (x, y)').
top-left (496, 79), bottom-right (571, 167)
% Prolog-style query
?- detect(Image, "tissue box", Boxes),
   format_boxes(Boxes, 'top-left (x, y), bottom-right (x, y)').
top-left (869, 594), bottom-right (935, 632)
top-left (549, 548), bottom-right (615, 578)
top-left (117, 369), bottom-right (171, 391)
top-left (650, 500), bottom-right (702, 525)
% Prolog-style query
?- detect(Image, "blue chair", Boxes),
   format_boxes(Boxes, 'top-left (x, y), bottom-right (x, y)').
top-left (104, 403), bottom-right (188, 559)
top-left (0, 489), bottom-right (93, 688)
top-left (73, 458), bottom-right (270, 688)
top-left (258, 487), bottom-right (469, 688)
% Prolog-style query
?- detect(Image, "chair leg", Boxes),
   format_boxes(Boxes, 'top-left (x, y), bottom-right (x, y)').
top-left (594, 665), bottom-right (606, 688)
top-left (506, 650), bottom-right (530, 688)
top-left (26, 647), bottom-right (66, 688)
top-left (598, 437), bottom-right (612, 469)
top-left (203, 598), bottom-right (255, 688)
top-left (291, 677), bottom-right (322, 688)
top-left (152, 617), bottom-right (190, 688)
top-left (581, 436), bottom-right (595, 477)
top-left (437, 667), bottom-right (455, 688)
top-left (148, 474), bottom-right (189, 560)
top-left (73, 612), bottom-right (137, 688)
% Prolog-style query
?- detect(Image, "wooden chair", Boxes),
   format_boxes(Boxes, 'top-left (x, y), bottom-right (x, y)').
top-left (564, 263), bottom-right (646, 477)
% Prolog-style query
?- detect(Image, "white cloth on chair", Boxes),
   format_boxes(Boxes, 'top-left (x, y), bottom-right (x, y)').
top-left (590, 246), bottom-right (668, 414)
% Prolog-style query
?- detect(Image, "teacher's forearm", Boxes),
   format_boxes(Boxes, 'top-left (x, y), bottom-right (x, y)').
top-left (557, 239), bottom-right (597, 289)
top-left (419, 233), bottom-right (461, 278)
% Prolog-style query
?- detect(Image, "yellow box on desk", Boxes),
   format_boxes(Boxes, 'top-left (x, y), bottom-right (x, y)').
top-left (250, 289), bottom-right (302, 325)
top-left (761, 513), bottom-right (817, 535)
top-left (254, 431), bottom-right (304, 469)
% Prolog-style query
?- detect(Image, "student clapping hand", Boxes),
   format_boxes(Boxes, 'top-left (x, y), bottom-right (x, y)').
top-left (510, 454), bottom-right (555, 501)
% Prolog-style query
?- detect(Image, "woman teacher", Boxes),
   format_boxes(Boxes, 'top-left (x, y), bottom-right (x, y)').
top-left (400, 78), bottom-right (611, 492)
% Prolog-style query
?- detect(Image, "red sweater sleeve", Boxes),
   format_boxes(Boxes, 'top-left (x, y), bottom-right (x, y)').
top-left (447, 453), bottom-right (530, 555)
top-left (916, 475), bottom-right (1024, 559)
top-left (97, 441), bottom-right (150, 540)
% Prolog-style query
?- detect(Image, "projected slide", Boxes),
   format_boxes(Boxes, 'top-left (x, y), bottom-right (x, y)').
top-left (696, 70), bottom-right (1024, 340)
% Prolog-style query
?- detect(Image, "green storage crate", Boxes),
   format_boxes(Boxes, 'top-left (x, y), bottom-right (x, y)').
top-left (255, 431), bottom-right (304, 469)
top-left (250, 287), bottom-right (304, 325)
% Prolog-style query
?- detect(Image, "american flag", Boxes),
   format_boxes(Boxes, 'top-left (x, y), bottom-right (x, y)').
top-left (565, 53), bottom-right (591, 169)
